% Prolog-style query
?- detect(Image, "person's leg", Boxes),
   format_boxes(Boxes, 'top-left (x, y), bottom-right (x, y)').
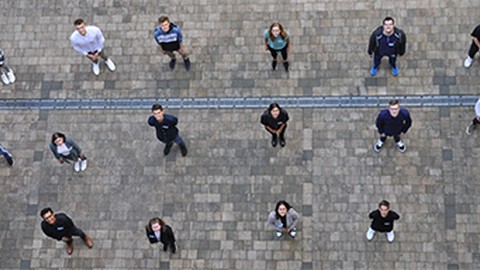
top-left (389, 54), bottom-right (398, 76)
top-left (468, 41), bottom-right (479, 59)
top-left (0, 144), bottom-right (13, 166)
top-left (62, 236), bottom-right (74, 254)
top-left (99, 50), bottom-right (116, 71)
top-left (394, 135), bottom-right (406, 152)
top-left (279, 125), bottom-right (287, 147)
top-left (373, 53), bottom-right (382, 69)
top-left (266, 129), bottom-right (278, 147)
top-left (177, 46), bottom-right (191, 71)
top-left (98, 50), bottom-right (109, 61)
top-left (170, 242), bottom-right (176, 253)
top-left (374, 134), bottom-right (387, 152)
top-left (173, 134), bottom-right (188, 156)
top-left (164, 50), bottom-right (177, 70)
top-left (280, 47), bottom-right (289, 71)
top-left (466, 117), bottom-right (480, 135)
top-left (267, 46), bottom-right (278, 70)
top-left (71, 226), bottom-right (93, 248)
top-left (366, 227), bottom-right (376, 241)
top-left (164, 141), bottom-right (174, 156)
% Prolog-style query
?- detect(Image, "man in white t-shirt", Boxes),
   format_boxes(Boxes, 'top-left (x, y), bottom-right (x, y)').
top-left (70, 18), bottom-right (116, 76)
top-left (466, 98), bottom-right (480, 135)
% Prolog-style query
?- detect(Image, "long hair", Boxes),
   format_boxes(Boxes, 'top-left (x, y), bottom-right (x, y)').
top-left (275, 200), bottom-right (291, 219)
top-left (269, 23), bottom-right (287, 41)
top-left (268, 102), bottom-right (282, 116)
top-left (148, 217), bottom-right (166, 231)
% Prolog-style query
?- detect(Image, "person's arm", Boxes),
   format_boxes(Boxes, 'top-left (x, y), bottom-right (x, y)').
top-left (368, 210), bottom-right (377, 219)
top-left (367, 29), bottom-right (377, 56)
top-left (145, 227), bottom-right (157, 244)
top-left (94, 27), bottom-right (105, 53)
top-left (276, 123), bottom-right (286, 135)
top-left (70, 36), bottom-right (89, 56)
top-left (375, 113), bottom-right (385, 136)
top-left (176, 28), bottom-right (183, 44)
top-left (392, 211), bottom-right (400, 220)
top-left (60, 214), bottom-right (75, 237)
top-left (166, 115), bottom-right (178, 127)
top-left (49, 143), bottom-right (62, 162)
top-left (398, 29), bottom-right (407, 56)
top-left (267, 212), bottom-right (279, 230)
top-left (165, 225), bottom-right (176, 242)
top-left (475, 99), bottom-right (480, 120)
top-left (41, 222), bottom-right (62, 241)
top-left (264, 30), bottom-right (269, 50)
top-left (401, 110), bottom-right (412, 134)
top-left (67, 137), bottom-right (84, 158)
top-left (285, 33), bottom-right (291, 52)
top-left (287, 208), bottom-right (300, 230)
top-left (148, 116), bottom-right (157, 127)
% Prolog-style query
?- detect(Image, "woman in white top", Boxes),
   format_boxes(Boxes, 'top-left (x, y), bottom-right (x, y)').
top-left (49, 132), bottom-right (87, 172)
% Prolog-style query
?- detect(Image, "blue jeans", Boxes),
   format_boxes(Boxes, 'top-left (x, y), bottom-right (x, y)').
top-left (373, 53), bottom-right (397, 69)
top-left (166, 134), bottom-right (185, 147)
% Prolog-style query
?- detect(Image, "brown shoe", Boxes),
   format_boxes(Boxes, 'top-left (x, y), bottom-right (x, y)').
top-left (66, 242), bottom-right (74, 255)
top-left (83, 236), bottom-right (93, 248)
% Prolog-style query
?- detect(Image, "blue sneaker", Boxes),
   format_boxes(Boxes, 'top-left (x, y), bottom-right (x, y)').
top-left (370, 67), bottom-right (378, 76)
top-left (391, 66), bottom-right (399, 76)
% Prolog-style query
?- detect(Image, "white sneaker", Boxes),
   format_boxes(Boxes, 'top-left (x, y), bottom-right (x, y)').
top-left (6, 69), bottom-right (15, 83)
top-left (366, 228), bottom-right (375, 241)
top-left (464, 57), bottom-right (473, 68)
top-left (1, 73), bottom-right (10, 85)
top-left (74, 161), bottom-right (81, 172)
top-left (105, 59), bottom-right (116, 71)
top-left (386, 231), bottom-right (395, 243)
top-left (276, 231), bottom-right (282, 238)
top-left (80, 159), bottom-right (87, 171)
top-left (92, 63), bottom-right (100, 75)
top-left (373, 140), bottom-right (383, 153)
top-left (289, 229), bottom-right (296, 238)
top-left (396, 141), bottom-right (406, 153)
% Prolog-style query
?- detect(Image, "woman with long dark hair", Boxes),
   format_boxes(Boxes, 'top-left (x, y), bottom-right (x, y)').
top-left (267, 200), bottom-right (300, 238)
top-left (49, 132), bottom-right (87, 172)
top-left (260, 102), bottom-right (289, 147)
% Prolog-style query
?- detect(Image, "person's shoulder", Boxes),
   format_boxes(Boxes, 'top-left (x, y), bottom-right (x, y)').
top-left (69, 31), bottom-right (78, 41)
top-left (399, 108), bottom-right (410, 115)
top-left (264, 29), bottom-right (269, 37)
top-left (378, 109), bottom-right (389, 116)
top-left (154, 26), bottom-right (163, 36)
top-left (372, 26), bottom-right (383, 35)
top-left (87, 25), bottom-right (102, 32)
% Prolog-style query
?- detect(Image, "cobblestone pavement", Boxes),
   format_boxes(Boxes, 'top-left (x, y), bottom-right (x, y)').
top-left (1, 0), bottom-right (480, 270)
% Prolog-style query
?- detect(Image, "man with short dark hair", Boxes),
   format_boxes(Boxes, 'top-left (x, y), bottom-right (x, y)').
top-left (70, 18), bottom-right (116, 76)
top-left (366, 200), bottom-right (400, 243)
top-left (374, 99), bottom-right (412, 153)
top-left (464, 24), bottom-right (480, 68)
top-left (148, 104), bottom-right (188, 156)
top-left (40, 207), bottom-right (93, 255)
top-left (368, 17), bottom-right (407, 76)
top-left (154, 16), bottom-right (191, 71)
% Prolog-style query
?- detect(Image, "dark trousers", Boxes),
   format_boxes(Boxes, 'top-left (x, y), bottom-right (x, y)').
top-left (468, 41), bottom-right (479, 58)
top-left (380, 134), bottom-right (400, 143)
top-left (472, 117), bottom-right (480, 125)
top-left (267, 46), bottom-right (288, 61)
top-left (163, 134), bottom-right (186, 148)
top-left (266, 126), bottom-right (287, 141)
top-left (373, 53), bottom-right (397, 69)
top-left (64, 226), bottom-right (87, 244)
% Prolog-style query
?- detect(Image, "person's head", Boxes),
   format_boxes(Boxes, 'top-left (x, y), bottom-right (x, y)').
top-left (378, 200), bottom-right (391, 218)
top-left (148, 217), bottom-right (166, 232)
top-left (74, 18), bottom-right (87, 36)
top-left (269, 23), bottom-right (287, 40)
top-left (40, 207), bottom-right (56, 225)
top-left (158, 16), bottom-right (171, 32)
top-left (382, 17), bottom-right (395, 35)
top-left (151, 103), bottom-right (165, 121)
top-left (388, 99), bottom-right (400, 118)
top-left (51, 132), bottom-right (67, 146)
top-left (275, 200), bottom-right (291, 218)
top-left (268, 102), bottom-right (282, 119)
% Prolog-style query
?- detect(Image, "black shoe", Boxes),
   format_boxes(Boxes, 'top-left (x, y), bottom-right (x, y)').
top-left (283, 61), bottom-right (289, 72)
top-left (164, 143), bottom-right (173, 156)
top-left (169, 59), bottom-right (176, 70)
top-left (163, 245), bottom-right (168, 252)
top-left (183, 58), bottom-right (191, 71)
top-left (180, 144), bottom-right (188, 157)
top-left (171, 245), bottom-right (176, 254)
top-left (272, 61), bottom-right (277, 70)
top-left (271, 140), bottom-right (277, 147)
top-left (279, 138), bottom-right (286, 147)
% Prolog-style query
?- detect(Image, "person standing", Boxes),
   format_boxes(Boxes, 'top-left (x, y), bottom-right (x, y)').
top-left (374, 99), bottom-right (412, 153)
top-left (40, 207), bottom-right (93, 255)
top-left (267, 200), bottom-right (300, 238)
top-left (154, 16), bottom-right (191, 71)
top-left (145, 217), bottom-right (176, 253)
top-left (465, 98), bottom-right (480, 135)
top-left (0, 144), bottom-right (13, 166)
top-left (264, 22), bottom-right (290, 72)
top-left (261, 102), bottom-right (289, 147)
top-left (366, 200), bottom-right (400, 243)
top-left (0, 49), bottom-right (16, 85)
top-left (464, 24), bottom-right (480, 68)
top-left (49, 132), bottom-right (87, 172)
top-left (70, 18), bottom-right (116, 76)
top-left (148, 104), bottom-right (188, 156)
top-left (368, 17), bottom-right (406, 76)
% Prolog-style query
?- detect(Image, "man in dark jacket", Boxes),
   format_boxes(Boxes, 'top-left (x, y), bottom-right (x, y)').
top-left (368, 17), bottom-right (406, 76)
top-left (374, 99), bottom-right (412, 153)
top-left (366, 200), bottom-right (400, 243)
top-left (154, 15), bottom-right (190, 71)
top-left (40, 207), bottom-right (93, 255)
top-left (148, 103), bottom-right (187, 156)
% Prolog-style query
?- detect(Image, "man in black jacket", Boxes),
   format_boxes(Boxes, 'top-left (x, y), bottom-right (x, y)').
top-left (40, 207), bottom-right (93, 255)
top-left (368, 17), bottom-right (406, 76)
top-left (366, 200), bottom-right (400, 243)
top-left (148, 103), bottom-right (187, 156)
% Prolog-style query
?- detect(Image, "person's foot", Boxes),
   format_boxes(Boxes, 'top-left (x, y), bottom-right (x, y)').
top-left (396, 141), bottom-right (406, 153)
top-left (80, 159), bottom-right (87, 171)
top-left (92, 63), bottom-right (100, 76)
top-left (6, 69), bottom-right (15, 83)
top-left (163, 245), bottom-right (168, 252)
top-left (105, 59), bottom-right (116, 71)
top-left (1, 72), bottom-right (10, 85)
top-left (83, 236), bottom-right (93, 248)
top-left (272, 60), bottom-right (277, 70)
top-left (289, 229), bottom-right (296, 238)
top-left (276, 231), bottom-right (282, 238)
top-left (386, 231), bottom-right (395, 243)
top-left (74, 161), bottom-right (81, 172)
top-left (279, 138), bottom-right (286, 147)
top-left (271, 140), bottom-right (277, 147)
top-left (464, 56), bottom-right (473, 68)
top-left (183, 58), bottom-right (191, 71)
top-left (366, 229), bottom-right (375, 241)
top-left (283, 61), bottom-right (289, 72)
top-left (370, 66), bottom-right (378, 76)
top-left (0, 145), bottom-right (13, 166)
top-left (66, 242), bottom-right (74, 255)
top-left (373, 140), bottom-right (383, 153)
top-left (171, 245), bottom-right (176, 254)
top-left (169, 59), bottom-right (176, 70)
top-left (466, 123), bottom-right (477, 135)
top-left (164, 143), bottom-right (173, 156)
top-left (180, 144), bottom-right (188, 157)
top-left (391, 66), bottom-right (399, 76)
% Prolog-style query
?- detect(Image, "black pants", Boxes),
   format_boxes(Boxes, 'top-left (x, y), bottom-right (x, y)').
top-left (64, 226), bottom-right (87, 244)
top-left (472, 117), bottom-right (480, 125)
top-left (267, 46), bottom-right (288, 61)
top-left (266, 126), bottom-right (287, 141)
top-left (380, 134), bottom-right (400, 143)
top-left (468, 41), bottom-right (479, 58)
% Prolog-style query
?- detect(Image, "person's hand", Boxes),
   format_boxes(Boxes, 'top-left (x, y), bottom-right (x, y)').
top-left (59, 160), bottom-right (64, 164)
top-left (400, 132), bottom-right (404, 137)
top-left (159, 49), bottom-right (165, 55)
top-left (286, 227), bottom-right (292, 233)
top-left (380, 133), bottom-right (385, 137)
top-left (282, 228), bottom-right (288, 233)
top-left (61, 237), bottom-right (70, 242)
top-left (265, 45), bottom-right (269, 51)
